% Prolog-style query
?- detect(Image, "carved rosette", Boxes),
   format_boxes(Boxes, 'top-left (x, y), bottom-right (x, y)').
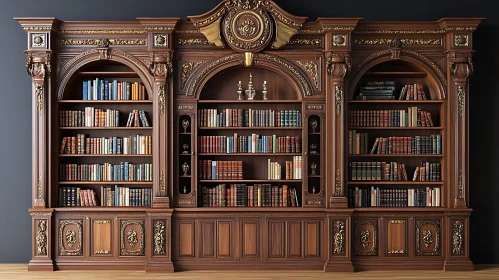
top-left (154, 220), bottom-right (166, 255)
top-left (333, 221), bottom-right (345, 255)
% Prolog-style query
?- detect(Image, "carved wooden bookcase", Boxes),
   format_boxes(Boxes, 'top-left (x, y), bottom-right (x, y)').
top-left (17, 0), bottom-right (482, 272)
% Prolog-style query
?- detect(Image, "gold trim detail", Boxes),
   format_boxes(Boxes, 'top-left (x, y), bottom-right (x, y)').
top-left (245, 52), bottom-right (254, 67)
top-left (288, 38), bottom-right (321, 46)
top-left (306, 104), bottom-right (323, 110)
top-left (388, 220), bottom-right (406, 224)
top-left (158, 86), bottom-right (165, 116)
top-left (458, 169), bottom-right (464, 199)
top-left (144, 27), bottom-right (175, 31)
top-left (178, 105), bottom-right (194, 110)
top-left (60, 29), bottom-right (147, 34)
top-left (335, 85), bottom-right (342, 115)
top-left (458, 86), bottom-right (465, 117)
top-left (354, 38), bottom-right (442, 45)
top-left (177, 38), bottom-right (209, 45)
top-left (360, 230), bottom-right (370, 248)
top-left (175, 29), bottom-right (200, 34)
top-left (333, 35), bottom-right (346, 47)
top-left (59, 220), bottom-right (83, 256)
top-left (35, 83), bottom-right (43, 114)
top-left (388, 250), bottom-right (405, 254)
top-left (416, 220), bottom-right (440, 256)
top-left (159, 169), bottom-right (165, 196)
top-left (335, 169), bottom-right (341, 195)
top-left (23, 26), bottom-right (52, 31)
top-left (94, 250), bottom-right (110, 254)
top-left (154, 35), bottom-right (167, 47)
top-left (60, 39), bottom-right (146, 45)
top-left (354, 27), bottom-right (476, 34)
top-left (295, 61), bottom-right (319, 89)
top-left (37, 171), bottom-right (43, 200)
top-left (94, 220), bottom-right (110, 224)
top-left (120, 220), bottom-right (145, 256)
top-left (30, 212), bottom-right (52, 216)
top-left (452, 220), bottom-right (464, 255)
top-left (36, 220), bottom-right (47, 256)
top-left (154, 220), bottom-right (166, 255)
top-left (333, 221), bottom-right (345, 254)
top-left (300, 27), bottom-right (355, 34)
top-left (182, 61), bottom-right (204, 88)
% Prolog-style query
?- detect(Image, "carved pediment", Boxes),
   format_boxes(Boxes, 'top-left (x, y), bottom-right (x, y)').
top-left (187, 0), bottom-right (307, 52)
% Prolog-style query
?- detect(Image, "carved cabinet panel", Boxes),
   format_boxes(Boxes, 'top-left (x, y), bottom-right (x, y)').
top-left (177, 220), bottom-right (195, 258)
top-left (415, 219), bottom-right (441, 256)
top-left (268, 220), bottom-right (285, 258)
top-left (91, 219), bottom-right (112, 256)
top-left (354, 219), bottom-right (378, 256)
top-left (199, 220), bottom-right (216, 258)
top-left (240, 219), bottom-right (261, 260)
top-left (152, 219), bottom-right (168, 257)
top-left (304, 220), bottom-right (322, 258)
top-left (450, 219), bottom-right (465, 257)
top-left (120, 220), bottom-right (145, 256)
top-left (59, 219), bottom-right (83, 256)
top-left (287, 221), bottom-right (302, 258)
top-left (386, 219), bottom-right (408, 256)
top-left (217, 221), bottom-right (232, 258)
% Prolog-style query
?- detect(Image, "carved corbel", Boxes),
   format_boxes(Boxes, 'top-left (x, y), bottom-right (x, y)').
top-left (96, 39), bottom-right (111, 60)
top-left (449, 52), bottom-right (473, 83)
top-left (389, 38), bottom-right (402, 60)
top-left (26, 51), bottom-right (51, 114)
top-left (148, 52), bottom-right (173, 82)
top-left (326, 52), bottom-right (350, 116)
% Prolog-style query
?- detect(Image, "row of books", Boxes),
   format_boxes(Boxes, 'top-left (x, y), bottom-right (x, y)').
top-left (399, 84), bottom-right (428, 100)
top-left (60, 134), bottom-right (152, 155)
top-left (200, 184), bottom-right (300, 207)
top-left (61, 108), bottom-right (118, 127)
top-left (59, 186), bottom-right (152, 207)
top-left (413, 162), bottom-right (441, 182)
top-left (82, 79), bottom-right (148, 101)
top-left (198, 160), bottom-right (243, 180)
top-left (357, 81), bottom-right (396, 100)
top-left (348, 187), bottom-right (441, 207)
top-left (349, 161), bottom-right (409, 181)
top-left (268, 156), bottom-right (302, 180)
top-left (198, 109), bottom-right (302, 127)
top-left (349, 108), bottom-right (434, 127)
top-left (125, 110), bottom-right (151, 127)
top-left (348, 133), bottom-right (442, 155)
top-left (197, 135), bottom-right (301, 154)
top-left (370, 135), bottom-right (442, 155)
top-left (60, 163), bottom-right (153, 182)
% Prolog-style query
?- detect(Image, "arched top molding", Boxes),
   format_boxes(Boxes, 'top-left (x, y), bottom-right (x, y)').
top-left (56, 49), bottom-right (153, 100)
top-left (349, 49), bottom-right (447, 99)
top-left (185, 52), bottom-right (314, 100)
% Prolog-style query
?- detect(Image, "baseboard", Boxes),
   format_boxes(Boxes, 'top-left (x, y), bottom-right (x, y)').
top-left (444, 259), bottom-right (474, 271)
top-left (28, 259), bottom-right (55, 271)
top-left (352, 260), bottom-right (444, 271)
top-left (146, 261), bottom-right (175, 273)
top-left (324, 260), bottom-right (354, 272)
top-left (173, 261), bottom-right (325, 271)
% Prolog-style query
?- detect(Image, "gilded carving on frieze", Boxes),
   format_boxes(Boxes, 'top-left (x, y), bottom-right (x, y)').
top-left (295, 61), bottom-right (319, 89)
top-left (455, 35), bottom-right (469, 47)
top-left (61, 38), bottom-right (146, 46)
top-left (177, 38), bottom-right (209, 46)
top-left (154, 221), bottom-right (166, 255)
top-left (288, 38), bottom-right (321, 46)
top-left (181, 61), bottom-right (204, 88)
top-left (354, 38), bottom-right (442, 45)
top-left (333, 221), bottom-right (345, 254)
top-left (452, 221), bottom-right (464, 255)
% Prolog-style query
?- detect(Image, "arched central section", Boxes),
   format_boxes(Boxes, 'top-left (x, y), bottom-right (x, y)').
top-left (186, 53), bottom-right (314, 100)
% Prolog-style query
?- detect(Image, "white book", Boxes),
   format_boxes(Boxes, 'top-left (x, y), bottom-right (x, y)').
top-left (268, 159), bottom-right (271, 180)
top-left (436, 187), bottom-right (440, 207)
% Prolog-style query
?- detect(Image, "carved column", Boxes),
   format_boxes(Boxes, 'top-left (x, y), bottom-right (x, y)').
top-left (26, 51), bottom-right (51, 208)
top-left (149, 52), bottom-right (173, 208)
top-left (326, 52), bottom-right (350, 208)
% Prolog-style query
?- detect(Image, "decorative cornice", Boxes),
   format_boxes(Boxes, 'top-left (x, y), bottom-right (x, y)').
top-left (61, 39), bottom-right (146, 46)
top-left (354, 38), bottom-right (442, 45)
top-left (23, 26), bottom-right (53, 31)
top-left (60, 29), bottom-right (146, 34)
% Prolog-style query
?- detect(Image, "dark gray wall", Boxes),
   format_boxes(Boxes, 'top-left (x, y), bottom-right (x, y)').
top-left (0, 0), bottom-right (496, 264)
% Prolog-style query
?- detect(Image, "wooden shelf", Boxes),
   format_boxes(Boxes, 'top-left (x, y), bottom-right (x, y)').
top-left (198, 100), bottom-right (301, 104)
top-left (58, 100), bottom-right (152, 103)
top-left (199, 127), bottom-right (302, 130)
top-left (76, 71), bottom-right (139, 77)
top-left (198, 153), bottom-right (302, 156)
top-left (308, 153), bottom-right (320, 155)
top-left (349, 127), bottom-right (443, 130)
top-left (175, 207), bottom-right (315, 212)
top-left (179, 175), bottom-right (192, 178)
top-left (309, 132), bottom-right (321, 134)
top-left (59, 181), bottom-right (152, 185)
top-left (348, 154), bottom-right (443, 157)
top-left (362, 71), bottom-right (427, 77)
top-left (60, 127), bottom-right (152, 130)
top-left (199, 180), bottom-right (302, 183)
top-left (179, 132), bottom-right (192, 135)
top-left (59, 154), bottom-right (152, 157)
top-left (348, 181), bottom-right (444, 185)
top-left (55, 206), bottom-right (154, 212)
top-left (308, 175), bottom-right (321, 178)
top-left (348, 100), bottom-right (444, 104)
top-left (352, 207), bottom-right (446, 212)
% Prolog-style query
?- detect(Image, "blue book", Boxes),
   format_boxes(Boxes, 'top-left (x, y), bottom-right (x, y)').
top-left (212, 161), bottom-right (216, 180)
top-left (95, 78), bottom-right (100, 100)
top-left (87, 80), bottom-right (92, 100)
top-left (100, 80), bottom-right (104, 100)
top-left (113, 136), bottom-right (117, 154)
top-left (113, 80), bottom-right (118, 100)
top-left (104, 80), bottom-right (109, 100)
top-left (83, 81), bottom-right (88, 100)
top-left (114, 185), bottom-right (119, 206)
top-left (248, 136), bottom-right (252, 153)
top-left (124, 162), bottom-right (129, 181)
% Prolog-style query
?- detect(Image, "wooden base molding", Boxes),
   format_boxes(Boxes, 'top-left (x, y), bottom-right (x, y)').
top-left (16, 0), bottom-right (482, 273)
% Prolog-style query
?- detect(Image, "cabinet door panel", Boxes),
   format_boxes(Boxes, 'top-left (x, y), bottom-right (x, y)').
top-left (386, 219), bottom-right (407, 256)
top-left (217, 221), bottom-right (232, 258)
top-left (304, 220), bottom-right (322, 258)
top-left (120, 220), bottom-right (145, 256)
top-left (268, 221), bottom-right (285, 258)
top-left (240, 219), bottom-right (261, 260)
top-left (91, 219), bottom-right (112, 256)
top-left (178, 220), bottom-right (195, 257)
top-left (287, 221), bottom-right (302, 258)
top-left (199, 220), bottom-right (216, 258)
top-left (354, 219), bottom-right (377, 256)
top-left (415, 219), bottom-right (441, 256)
top-left (59, 219), bottom-right (83, 256)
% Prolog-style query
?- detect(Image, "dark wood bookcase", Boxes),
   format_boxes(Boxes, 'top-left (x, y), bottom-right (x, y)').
top-left (17, 0), bottom-right (483, 273)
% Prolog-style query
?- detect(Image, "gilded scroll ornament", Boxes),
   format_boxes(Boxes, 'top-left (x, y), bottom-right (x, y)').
top-left (177, 38), bottom-right (209, 45)
top-left (295, 61), bottom-right (319, 89)
top-left (36, 220), bottom-right (47, 256)
top-left (66, 230), bottom-right (76, 247)
top-left (333, 221), bottom-right (345, 254)
top-left (423, 230), bottom-right (433, 248)
top-left (388, 250), bottom-right (405, 254)
top-left (59, 220), bottom-right (83, 256)
top-left (158, 86), bottom-right (165, 117)
top-left (416, 220), bottom-right (440, 256)
top-left (355, 220), bottom-right (377, 256)
top-left (458, 86), bottom-right (465, 118)
top-left (94, 250), bottom-right (110, 254)
top-left (458, 169), bottom-right (464, 199)
top-left (154, 221), bottom-right (166, 255)
top-left (306, 104), bottom-right (323, 110)
top-left (60, 39), bottom-right (146, 45)
top-left (335, 169), bottom-right (342, 195)
top-left (354, 38), bottom-right (442, 45)
top-left (60, 29), bottom-right (147, 34)
top-left (120, 220), bottom-right (145, 256)
top-left (452, 221), bottom-right (464, 255)
top-left (94, 220), bottom-right (110, 224)
top-left (335, 85), bottom-right (342, 115)
top-left (181, 61), bottom-right (204, 88)
top-left (360, 230), bottom-right (370, 248)
top-left (288, 38), bottom-right (321, 46)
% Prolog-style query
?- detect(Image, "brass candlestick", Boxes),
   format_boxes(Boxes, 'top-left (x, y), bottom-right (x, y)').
top-left (182, 162), bottom-right (189, 176)
top-left (262, 81), bottom-right (268, 100)
top-left (237, 81), bottom-right (243, 100)
top-left (245, 73), bottom-right (256, 100)
top-left (182, 119), bottom-right (190, 133)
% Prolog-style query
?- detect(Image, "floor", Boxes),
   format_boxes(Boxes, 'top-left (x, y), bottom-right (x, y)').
top-left (1, 264), bottom-right (498, 280)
